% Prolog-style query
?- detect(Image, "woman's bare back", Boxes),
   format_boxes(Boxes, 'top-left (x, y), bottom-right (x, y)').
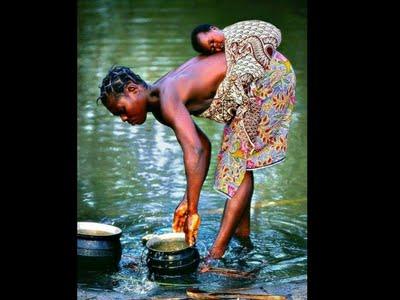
top-left (155, 52), bottom-right (227, 114)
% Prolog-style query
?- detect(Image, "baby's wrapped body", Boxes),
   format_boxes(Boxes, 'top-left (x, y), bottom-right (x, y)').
top-left (197, 20), bottom-right (296, 197)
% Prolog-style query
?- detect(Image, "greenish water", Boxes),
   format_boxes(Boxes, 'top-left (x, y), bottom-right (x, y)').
top-left (78, 0), bottom-right (307, 297)
top-left (150, 239), bottom-right (189, 252)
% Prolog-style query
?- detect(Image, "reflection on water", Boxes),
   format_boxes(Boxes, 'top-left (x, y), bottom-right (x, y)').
top-left (78, 0), bottom-right (307, 296)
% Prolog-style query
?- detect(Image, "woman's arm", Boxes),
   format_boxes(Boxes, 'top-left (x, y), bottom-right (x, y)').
top-left (160, 85), bottom-right (209, 245)
top-left (172, 123), bottom-right (211, 233)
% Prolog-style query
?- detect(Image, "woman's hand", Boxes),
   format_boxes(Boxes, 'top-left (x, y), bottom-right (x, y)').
top-left (184, 212), bottom-right (201, 246)
top-left (172, 199), bottom-right (188, 233)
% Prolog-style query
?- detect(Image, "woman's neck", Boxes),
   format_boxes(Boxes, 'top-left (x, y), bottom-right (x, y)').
top-left (146, 84), bottom-right (160, 112)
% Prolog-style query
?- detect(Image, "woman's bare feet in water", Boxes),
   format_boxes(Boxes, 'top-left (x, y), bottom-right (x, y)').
top-left (199, 252), bottom-right (221, 272)
top-left (209, 247), bottom-right (226, 259)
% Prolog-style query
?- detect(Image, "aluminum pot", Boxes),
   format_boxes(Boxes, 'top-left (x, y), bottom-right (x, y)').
top-left (145, 232), bottom-right (200, 276)
top-left (77, 222), bottom-right (122, 271)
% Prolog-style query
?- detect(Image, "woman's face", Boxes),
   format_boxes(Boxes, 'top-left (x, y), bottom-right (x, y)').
top-left (105, 82), bottom-right (147, 125)
top-left (197, 26), bottom-right (225, 54)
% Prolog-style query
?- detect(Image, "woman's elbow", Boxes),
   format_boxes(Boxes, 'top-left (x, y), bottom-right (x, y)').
top-left (204, 139), bottom-right (211, 153)
top-left (193, 145), bottom-right (205, 157)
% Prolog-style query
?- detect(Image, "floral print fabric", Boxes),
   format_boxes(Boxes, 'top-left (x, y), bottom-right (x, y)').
top-left (211, 51), bottom-right (296, 197)
top-left (199, 20), bottom-right (282, 139)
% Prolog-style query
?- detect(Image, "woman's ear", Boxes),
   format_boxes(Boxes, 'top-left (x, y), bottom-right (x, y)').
top-left (126, 81), bottom-right (139, 94)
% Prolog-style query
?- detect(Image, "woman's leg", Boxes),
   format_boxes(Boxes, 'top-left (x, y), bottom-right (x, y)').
top-left (209, 171), bottom-right (254, 258)
top-left (234, 180), bottom-right (253, 237)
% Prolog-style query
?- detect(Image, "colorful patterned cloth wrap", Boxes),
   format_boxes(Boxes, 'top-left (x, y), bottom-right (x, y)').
top-left (197, 20), bottom-right (296, 197)
top-left (199, 20), bottom-right (283, 144)
top-left (209, 51), bottom-right (296, 197)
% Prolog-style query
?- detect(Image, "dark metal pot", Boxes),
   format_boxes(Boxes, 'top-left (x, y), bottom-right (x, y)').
top-left (77, 222), bottom-right (122, 271)
top-left (145, 233), bottom-right (200, 276)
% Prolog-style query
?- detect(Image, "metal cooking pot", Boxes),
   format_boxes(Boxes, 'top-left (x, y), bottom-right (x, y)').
top-left (145, 232), bottom-right (200, 276)
top-left (77, 222), bottom-right (122, 271)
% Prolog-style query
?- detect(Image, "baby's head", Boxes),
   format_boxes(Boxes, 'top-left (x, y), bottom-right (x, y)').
top-left (191, 24), bottom-right (225, 55)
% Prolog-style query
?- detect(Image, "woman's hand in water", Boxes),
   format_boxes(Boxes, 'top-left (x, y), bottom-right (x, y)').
top-left (172, 195), bottom-right (200, 245)
top-left (172, 199), bottom-right (188, 233)
top-left (184, 212), bottom-right (201, 246)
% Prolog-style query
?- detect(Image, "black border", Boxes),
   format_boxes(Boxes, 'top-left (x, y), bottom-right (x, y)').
top-left (5, 2), bottom-right (77, 298)
top-left (307, 0), bottom-right (375, 298)
top-left (8, 0), bottom-right (377, 298)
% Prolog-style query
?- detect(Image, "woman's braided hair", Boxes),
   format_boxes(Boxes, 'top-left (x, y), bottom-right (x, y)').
top-left (97, 66), bottom-right (148, 105)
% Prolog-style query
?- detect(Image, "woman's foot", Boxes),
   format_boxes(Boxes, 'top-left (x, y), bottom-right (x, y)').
top-left (209, 246), bottom-right (226, 259)
top-left (199, 253), bottom-right (220, 272)
top-left (234, 235), bottom-right (254, 250)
